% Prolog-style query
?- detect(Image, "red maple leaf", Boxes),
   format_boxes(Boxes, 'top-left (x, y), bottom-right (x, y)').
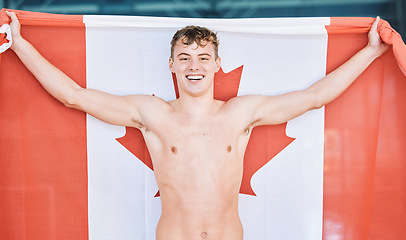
top-left (116, 66), bottom-right (295, 196)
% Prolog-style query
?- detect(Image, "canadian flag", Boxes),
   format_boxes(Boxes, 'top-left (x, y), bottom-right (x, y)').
top-left (0, 9), bottom-right (405, 240)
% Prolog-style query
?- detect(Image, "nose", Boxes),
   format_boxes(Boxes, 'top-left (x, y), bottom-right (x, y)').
top-left (189, 58), bottom-right (200, 71)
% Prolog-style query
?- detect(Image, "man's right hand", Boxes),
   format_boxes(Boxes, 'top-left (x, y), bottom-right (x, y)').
top-left (5, 11), bottom-right (22, 50)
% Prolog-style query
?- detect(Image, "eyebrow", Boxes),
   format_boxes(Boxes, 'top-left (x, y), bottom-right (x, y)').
top-left (176, 53), bottom-right (212, 57)
top-left (177, 53), bottom-right (190, 57)
top-left (198, 53), bottom-right (211, 57)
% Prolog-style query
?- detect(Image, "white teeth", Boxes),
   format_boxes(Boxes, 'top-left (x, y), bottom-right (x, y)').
top-left (186, 75), bottom-right (204, 80)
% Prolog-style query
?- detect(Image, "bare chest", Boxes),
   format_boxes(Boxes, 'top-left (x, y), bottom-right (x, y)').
top-left (146, 116), bottom-right (247, 196)
top-left (159, 118), bottom-right (237, 156)
top-left (142, 111), bottom-right (251, 163)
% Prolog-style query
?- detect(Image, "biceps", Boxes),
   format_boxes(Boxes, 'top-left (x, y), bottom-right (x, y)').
top-left (255, 90), bottom-right (318, 125)
top-left (69, 89), bottom-right (141, 127)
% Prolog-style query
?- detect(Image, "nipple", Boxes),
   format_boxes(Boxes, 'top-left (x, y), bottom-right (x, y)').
top-left (201, 232), bottom-right (207, 238)
top-left (227, 145), bottom-right (232, 153)
top-left (171, 146), bottom-right (177, 154)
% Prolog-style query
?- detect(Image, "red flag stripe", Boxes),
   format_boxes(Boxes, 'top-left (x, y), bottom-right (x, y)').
top-left (324, 17), bottom-right (406, 240)
top-left (0, 10), bottom-right (88, 240)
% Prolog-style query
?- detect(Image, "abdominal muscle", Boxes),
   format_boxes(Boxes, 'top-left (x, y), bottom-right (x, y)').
top-left (155, 193), bottom-right (244, 240)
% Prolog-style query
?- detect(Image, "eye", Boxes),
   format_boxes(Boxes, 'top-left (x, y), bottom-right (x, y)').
top-left (179, 57), bottom-right (189, 61)
top-left (200, 57), bottom-right (209, 61)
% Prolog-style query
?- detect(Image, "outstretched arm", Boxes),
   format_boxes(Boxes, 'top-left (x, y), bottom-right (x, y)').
top-left (247, 17), bottom-right (389, 126)
top-left (6, 11), bottom-right (151, 128)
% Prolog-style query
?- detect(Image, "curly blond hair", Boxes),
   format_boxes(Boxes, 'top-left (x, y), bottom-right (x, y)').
top-left (170, 25), bottom-right (219, 59)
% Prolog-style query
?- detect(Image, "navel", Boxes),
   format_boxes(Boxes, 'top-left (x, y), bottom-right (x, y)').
top-left (201, 232), bottom-right (207, 238)
top-left (171, 146), bottom-right (177, 154)
top-left (227, 145), bottom-right (232, 153)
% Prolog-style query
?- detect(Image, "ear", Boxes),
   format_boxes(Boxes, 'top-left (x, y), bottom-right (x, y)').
top-left (169, 58), bottom-right (175, 73)
top-left (215, 57), bottom-right (221, 72)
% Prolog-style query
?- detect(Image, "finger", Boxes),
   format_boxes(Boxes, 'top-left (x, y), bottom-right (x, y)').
top-left (370, 16), bottom-right (380, 32)
top-left (5, 11), bottom-right (18, 21)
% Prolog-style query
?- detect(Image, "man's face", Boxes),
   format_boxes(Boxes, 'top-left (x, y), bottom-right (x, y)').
top-left (169, 40), bottom-right (221, 98)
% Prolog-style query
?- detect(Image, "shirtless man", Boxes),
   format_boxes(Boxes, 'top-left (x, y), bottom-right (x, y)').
top-left (6, 11), bottom-right (388, 240)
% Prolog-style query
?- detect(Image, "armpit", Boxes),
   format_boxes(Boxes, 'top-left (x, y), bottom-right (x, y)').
top-left (132, 118), bottom-right (145, 130)
top-left (244, 118), bottom-right (261, 135)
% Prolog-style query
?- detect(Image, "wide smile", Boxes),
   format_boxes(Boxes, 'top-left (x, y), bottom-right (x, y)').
top-left (186, 74), bottom-right (205, 81)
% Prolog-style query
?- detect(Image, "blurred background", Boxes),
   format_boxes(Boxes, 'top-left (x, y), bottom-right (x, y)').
top-left (1, 0), bottom-right (404, 37)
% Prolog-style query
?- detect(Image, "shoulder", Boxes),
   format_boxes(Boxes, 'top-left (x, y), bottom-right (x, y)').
top-left (126, 94), bottom-right (172, 128)
top-left (220, 95), bottom-right (265, 124)
top-left (222, 94), bottom-right (283, 128)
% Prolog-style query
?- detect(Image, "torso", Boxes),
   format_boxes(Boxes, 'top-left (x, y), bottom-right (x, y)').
top-left (139, 97), bottom-right (255, 240)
